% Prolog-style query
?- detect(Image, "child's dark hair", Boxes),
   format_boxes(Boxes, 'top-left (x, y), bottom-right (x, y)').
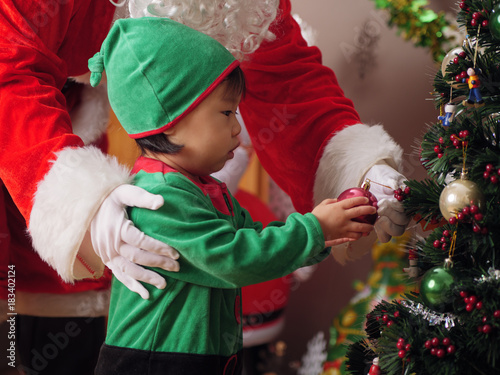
top-left (135, 66), bottom-right (245, 156)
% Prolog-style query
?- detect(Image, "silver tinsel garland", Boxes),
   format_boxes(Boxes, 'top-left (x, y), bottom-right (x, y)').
top-left (401, 300), bottom-right (458, 330)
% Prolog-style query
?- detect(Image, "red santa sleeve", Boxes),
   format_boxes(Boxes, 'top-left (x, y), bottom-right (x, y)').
top-left (0, 0), bottom-right (127, 282)
top-left (239, 0), bottom-right (403, 213)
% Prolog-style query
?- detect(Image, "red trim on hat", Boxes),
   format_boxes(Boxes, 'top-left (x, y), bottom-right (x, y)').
top-left (128, 60), bottom-right (240, 139)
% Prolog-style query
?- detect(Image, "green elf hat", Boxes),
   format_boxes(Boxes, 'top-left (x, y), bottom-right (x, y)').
top-left (88, 17), bottom-right (239, 139)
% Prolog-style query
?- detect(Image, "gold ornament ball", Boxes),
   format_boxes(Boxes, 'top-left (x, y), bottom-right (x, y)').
top-left (439, 179), bottom-right (485, 220)
top-left (441, 47), bottom-right (464, 77)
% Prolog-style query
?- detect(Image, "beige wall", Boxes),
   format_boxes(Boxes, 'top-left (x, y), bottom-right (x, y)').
top-left (276, 0), bottom-right (456, 363)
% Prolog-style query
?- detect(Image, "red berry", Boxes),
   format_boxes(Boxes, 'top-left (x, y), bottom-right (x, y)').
top-left (405, 344), bottom-right (411, 351)
top-left (464, 297), bottom-right (470, 304)
top-left (442, 243), bottom-right (448, 251)
top-left (457, 212), bottom-right (464, 221)
top-left (470, 205), bottom-right (479, 214)
top-left (472, 12), bottom-right (482, 20)
top-left (486, 164), bottom-right (494, 172)
top-left (439, 137), bottom-right (444, 144)
top-left (459, 52), bottom-right (466, 58)
top-left (466, 303), bottom-right (475, 312)
top-left (398, 350), bottom-right (406, 359)
top-left (494, 310), bottom-right (500, 319)
top-left (473, 224), bottom-right (481, 233)
top-left (482, 316), bottom-right (488, 323)
top-left (462, 130), bottom-right (470, 137)
top-left (476, 301), bottom-right (483, 310)
top-left (459, 2), bottom-right (466, 9)
top-left (449, 217), bottom-right (457, 225)
top-left (382, 314), bottom-right (389, 322)
top-left (459, 130), bottom-right (465, 138)
top-left (398, 337), bottom-right (405, 344)
top-left (431, 348), bottom-right (437, 356)
top-left (450, 134), bottom-right (457, 141)
top-left (431, 337), bottom-right (439, 347)
top-left (442, 338), bottom-right (451, 346)
top-left (453, 139), bottom-right (460, 147)
top-left (434, 240), bottom-right (441, 248)
top-left (437, 349), bottom-right (446, 358)
top-left (474, 213), bottom-right (483, 221)
top-left (396, 194), bottom-right (404, 202)
top-left (404, 186), bottom-right (411, 195)
top-left (425, 340), bottom-right (432, 349)
top-left (460, 70), bottom-right (468, 79)
top-left (483, 20), bottom-right (489, 27)
top-left (441, 236), bottom-right (447, 243)
top-left (471, 19), bottom-right (478, 27)
top-left (447, 345), bottom-right (456, 354)
top-left (481, 227), bottom-right (489, 235)
top-left (469, 296), bottom-right (477, 304)
top-left (394, 311), bottom-right (400, 318)
top-left (453, 56), bottom-right (460, 64)
top-left (491, 175), bottom-right (498, 184)
top-left (460, 291), bottom-right (468, 298)
top-left (438, 153), bottom-right (444, 159)
top-left (455, 75), bottom-right (461, 82)
top-left (387, 320), bottom-right (394, 327)
top-left (462, 206), bottom-right (470, 215)
top-left (483, 324), bottom-right (492, 334)
top-left (497, 168), bottom-right (500, 175)
top-left (484, 171), bottom-right (491, 179)
top-left (397, 341), bottom-right (405, 349)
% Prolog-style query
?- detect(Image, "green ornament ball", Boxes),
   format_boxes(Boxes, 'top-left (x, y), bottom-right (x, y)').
top-left (489, 4), bottom-right (500, 40)
top-left (419, 266), bottom-right (455, 312)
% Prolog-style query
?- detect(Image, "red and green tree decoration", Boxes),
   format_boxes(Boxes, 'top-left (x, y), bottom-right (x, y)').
top-left (346, 1), bottom-right (500, 374)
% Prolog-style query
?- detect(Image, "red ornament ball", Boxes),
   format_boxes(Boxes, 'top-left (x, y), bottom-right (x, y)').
top-left (337, 187), bottom-right (378, 225)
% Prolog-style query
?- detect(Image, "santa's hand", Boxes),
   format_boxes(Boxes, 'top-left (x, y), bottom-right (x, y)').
top-left (363, 163), bottom-right (410, 243)
top-left (90, 184), bottom-right (180, 299)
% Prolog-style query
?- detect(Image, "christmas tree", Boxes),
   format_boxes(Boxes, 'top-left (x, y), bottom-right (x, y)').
top-left (345, 1), bottom-right (500, 374)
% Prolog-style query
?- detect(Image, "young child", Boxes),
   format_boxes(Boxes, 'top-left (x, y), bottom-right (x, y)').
top-left (89, 17), bottom-right (376, 375)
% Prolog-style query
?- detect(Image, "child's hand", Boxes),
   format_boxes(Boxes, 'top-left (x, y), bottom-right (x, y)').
top-left (312, 197), bottom-right (377, 247)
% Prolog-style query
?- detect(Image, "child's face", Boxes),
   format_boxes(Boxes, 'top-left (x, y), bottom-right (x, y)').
top-left (163, 81), bottom-right (242, 178)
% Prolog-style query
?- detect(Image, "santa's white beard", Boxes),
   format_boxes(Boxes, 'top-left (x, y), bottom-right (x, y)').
top-left (127, 0), bottom-right (279, 59)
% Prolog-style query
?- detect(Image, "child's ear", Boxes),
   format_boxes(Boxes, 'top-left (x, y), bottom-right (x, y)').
top-left (163, 128), bottom-right (176, 136)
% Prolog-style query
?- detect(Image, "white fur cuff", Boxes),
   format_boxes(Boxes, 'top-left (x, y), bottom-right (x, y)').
top-left (29, 146), bottom-right (132, 282)
top-left (313, 124), bottom-right (403, 205)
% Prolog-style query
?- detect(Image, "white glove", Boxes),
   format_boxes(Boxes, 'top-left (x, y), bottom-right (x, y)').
top-left (363, 163), bottom-right (410, 243)
top-left (90, 184), bottom-right (180, 299)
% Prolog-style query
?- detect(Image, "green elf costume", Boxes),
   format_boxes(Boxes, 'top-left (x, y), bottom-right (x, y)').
top-left (89, 18), bottom-right (330, 375)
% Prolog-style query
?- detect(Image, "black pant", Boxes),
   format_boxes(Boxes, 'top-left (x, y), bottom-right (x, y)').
top-left (16, 315), bottom-right (105, 375)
